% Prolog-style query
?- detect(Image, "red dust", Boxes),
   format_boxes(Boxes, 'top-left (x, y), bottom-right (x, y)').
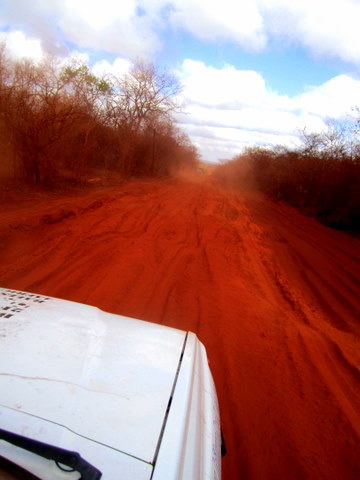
top-left (1, 178), bottom-right (360, 479)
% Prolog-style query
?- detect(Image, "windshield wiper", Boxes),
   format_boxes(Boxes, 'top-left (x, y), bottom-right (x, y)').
top-left (0, 428), bottom-right (102, 480)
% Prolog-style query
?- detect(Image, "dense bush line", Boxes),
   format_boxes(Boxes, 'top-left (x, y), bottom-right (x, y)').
top-left (214, 131), bottom-right (360, 233)
top-left (0, 45), bottom-right (198, 186)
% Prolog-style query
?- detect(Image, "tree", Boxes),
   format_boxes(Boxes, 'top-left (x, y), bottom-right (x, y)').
top-left (1, 56), bottom-right (77, 184)
top-left (58, 59), bottom-right (113, 180)
top-left (0, 43), bottom-right (198, 184)
top-left (0, 52), bottom-right (112, 185)
top-left (106, 61), bottom-right (183, 175)
top-left (111, 61), bottom-right (182, 133)
top-left (299, 118), bottom-right (359, 159)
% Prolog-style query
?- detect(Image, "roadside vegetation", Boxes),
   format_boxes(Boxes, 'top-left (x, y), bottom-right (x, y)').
top-left (0, 44), bottom-right (198, 187)
top-left (214, 120), bottom-right (360, 233)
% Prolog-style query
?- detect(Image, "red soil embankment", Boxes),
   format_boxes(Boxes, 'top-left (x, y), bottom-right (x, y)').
top-left (1, 179), bottom-right (360, 479)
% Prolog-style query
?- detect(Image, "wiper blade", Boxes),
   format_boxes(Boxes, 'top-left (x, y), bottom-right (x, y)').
top-left (0, 428), bottom-right (102, 480)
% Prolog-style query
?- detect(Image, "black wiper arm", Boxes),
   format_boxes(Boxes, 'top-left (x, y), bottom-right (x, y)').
top-left (0, 428), bottom-right (102, 480)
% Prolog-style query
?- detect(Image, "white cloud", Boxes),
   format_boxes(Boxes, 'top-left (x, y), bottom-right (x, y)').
top-left (294, 75), bottom-right (360, 118)
top-left (178, 60), bottom-right (359, 162)
top-left (0, 30), bottom-right (44, 61)
top-left (260, 0), bottom-right (360, 64)
top-left (169, 0), bottom-right (265, 50)
top-left (92, 58), bottom-right (131, 78)
top-left (1, 0), bottom-right (360, 63)
top-left (59, 1), bottom-right (161, 59)
top-left (54, 52), bottom-right (130, 84)
top-left (186, 124), bottom-right (301, 163)
top-left (161, 0), bottom-right (360, 63)
top-left (0, 0), bottom-right (66, 56)
top-left (181, 59), bottom-right (267, 108)
top-left (0, 0), bottom-right (160, 59)
top-left (63, 0), bottom-right (137, 31)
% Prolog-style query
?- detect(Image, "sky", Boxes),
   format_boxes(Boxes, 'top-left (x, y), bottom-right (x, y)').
top-left (1, 0), bottom-right (360, 163)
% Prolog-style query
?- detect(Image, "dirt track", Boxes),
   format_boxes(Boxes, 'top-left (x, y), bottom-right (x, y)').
top-left (1, 178), bottom-right (360, 479)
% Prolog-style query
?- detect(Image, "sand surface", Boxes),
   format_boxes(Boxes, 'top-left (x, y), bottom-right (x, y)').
top-left (1, 178), bottom-right (359, 479)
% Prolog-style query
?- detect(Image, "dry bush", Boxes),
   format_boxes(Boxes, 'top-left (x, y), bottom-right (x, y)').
top-left (114, 123), bottom-right (198, 178)
top-left (214, 115), bottom-right (360, 232)
top-left (224, 146), bottom-right (360, 233)
top-left (0, 44), bottom-right (197, 187)
top-left (0, 54), bottom-right (106, 185)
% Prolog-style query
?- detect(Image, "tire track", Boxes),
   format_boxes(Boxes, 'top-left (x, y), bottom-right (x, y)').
top-left (1, 180), bottom-right (360, 480)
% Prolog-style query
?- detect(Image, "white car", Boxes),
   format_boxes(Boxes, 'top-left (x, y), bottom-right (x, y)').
top-left (0, 288), bottom-right (223, 479)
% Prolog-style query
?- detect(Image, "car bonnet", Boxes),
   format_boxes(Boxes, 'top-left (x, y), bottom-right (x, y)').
top-left (0, 289), bottom-right (187, 466)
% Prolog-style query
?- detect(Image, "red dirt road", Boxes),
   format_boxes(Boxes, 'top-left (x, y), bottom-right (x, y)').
top-left (1, 179), bottom-right (360, 479)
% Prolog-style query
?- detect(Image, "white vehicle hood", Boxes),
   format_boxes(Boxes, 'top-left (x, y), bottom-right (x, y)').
top-left (0, 289), bottom-right (186, 471)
